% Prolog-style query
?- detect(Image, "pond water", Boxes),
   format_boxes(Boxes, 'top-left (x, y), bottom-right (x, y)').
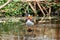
top-left (0, 17), bottom-right (60, 40)
top-left (0, 23), bottom-right (59, 40)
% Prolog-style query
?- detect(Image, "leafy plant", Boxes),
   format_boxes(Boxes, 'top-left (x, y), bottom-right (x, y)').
top-left (0, 0), bottom-right (60, 17)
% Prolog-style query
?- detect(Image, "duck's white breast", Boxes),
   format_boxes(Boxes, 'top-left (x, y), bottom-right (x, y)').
top-left (26, 20), bottom-right (34, 26)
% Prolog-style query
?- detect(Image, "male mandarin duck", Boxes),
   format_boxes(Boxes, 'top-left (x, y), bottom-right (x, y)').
top-left (26, 14), bottom-right (34, 27)
top-left (26, 14), bottom-right (34, 32)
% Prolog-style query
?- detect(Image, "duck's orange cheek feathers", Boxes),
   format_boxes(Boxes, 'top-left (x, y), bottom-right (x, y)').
top-left (28, 16), bottom-right (32, 19)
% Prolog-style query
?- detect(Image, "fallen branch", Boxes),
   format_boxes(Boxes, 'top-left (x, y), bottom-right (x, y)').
top-left (28, 2), bottom-right (37, 16)
top-left (48, 7), bottom-right (51, 16)
top-left (44, 0), bottom-right (51, 17)
top-left (37, 2), bottom-right (45, 22)
top-left (41, 4), bottom-right (48, 14)
top-left (0, 0), bottom-right (12, 9)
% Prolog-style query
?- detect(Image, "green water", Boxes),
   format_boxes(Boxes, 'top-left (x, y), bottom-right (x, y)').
top-left (0, 21), bottom-right (26, 35)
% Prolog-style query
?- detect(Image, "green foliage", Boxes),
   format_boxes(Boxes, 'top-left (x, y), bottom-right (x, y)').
top-left (0, 0), bottom-right (32, 16)
top-left (13, 0), bottom-right (21, 2)
top-left (0, 0), bottom-right (7, 5)
top-left (51, 3), bottom-right (60, 12)
top-left (0, 20), bottom-right (26, 34)
top-left (0, 0), bottom-right (60, 17)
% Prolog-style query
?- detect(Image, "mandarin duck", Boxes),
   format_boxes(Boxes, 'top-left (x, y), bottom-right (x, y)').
top-left (26, 14), bottom-right (34, 27)
top-left (26, 14), bottom-right (34, 32)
